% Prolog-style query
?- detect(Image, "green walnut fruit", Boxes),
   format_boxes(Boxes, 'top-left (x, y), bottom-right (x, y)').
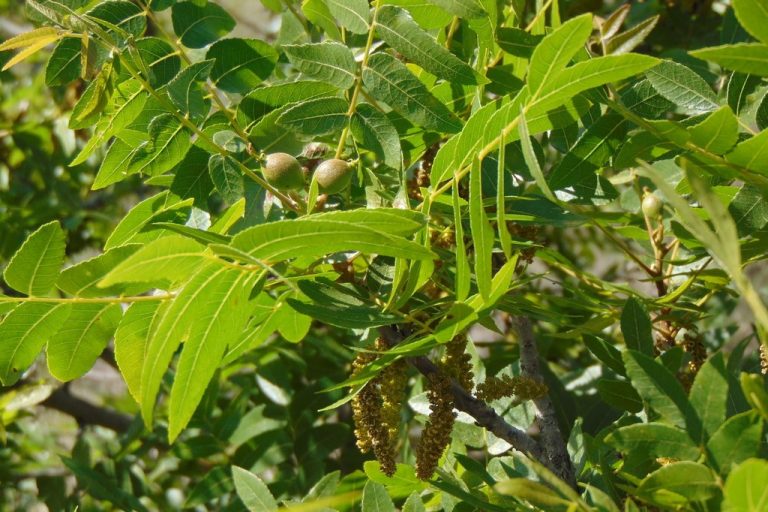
top-left (263, 152), bottom-right (305, 190)
top-left (641, 193), bottom-right (662, 217)
top-left (315, 158), bottom-right (352, 194)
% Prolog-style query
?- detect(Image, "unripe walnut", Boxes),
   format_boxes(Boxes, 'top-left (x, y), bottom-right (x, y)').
top-left (315, 158), bottom-right (352, 194)
top-left (642, 193), bottom-right (662, 217)
top-left (262, 152), bottom-right (304, 191)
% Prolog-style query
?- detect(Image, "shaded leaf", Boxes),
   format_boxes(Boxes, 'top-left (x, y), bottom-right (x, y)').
top-left (208, 154), bottom-right (243, 204)
top-left (645, 60), bottom-right (718, 115)
top-left (207, 38), bottom-right (278, 93)
top-left (276, 97), bottom-right (349, 136)
top-left (172, 0), bottom-right (235, 48)
top-left (283, 41), bottom-right (356, 90)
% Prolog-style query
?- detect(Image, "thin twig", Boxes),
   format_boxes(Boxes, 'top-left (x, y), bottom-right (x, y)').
top-left (377, 326), bottom-right (544, 461)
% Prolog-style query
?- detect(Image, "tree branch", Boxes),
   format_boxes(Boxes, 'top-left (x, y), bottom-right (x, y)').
top-left (42, 384), bottom-right (133, 433)
top-left (511, 316), bottom-right (576, 487)
top-left (377, 326), bottom-right (544, 462)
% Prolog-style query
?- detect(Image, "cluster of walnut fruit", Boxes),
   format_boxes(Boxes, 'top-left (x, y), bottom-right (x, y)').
top-left (262, 152), bottom-right (353, 194)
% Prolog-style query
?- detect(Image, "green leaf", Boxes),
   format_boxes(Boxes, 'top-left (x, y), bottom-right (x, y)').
top-left (60, 457), bottom-right (148, 512)
top-left (453, 184), bottom-right (471, 301)
top-left (690, 44), bottom-right (768, 76)
top-left (274, 300), bottom-right (312, 343)
top-left (533, 53), bottom-right (660, 114)
top-left (232, 466), bottom-right (277, 512)
top-left (606, 423), bottom-right (700, 461)
top-left (361, 481), bottom-right (395, 512)
top-left (363, 52), bottom-right (462, 133)
top-left (620, 298), bottom-right (654, 356)
top-left (729, 185), bottom-right (768, 236)
top-left (168, 270), bottom-right (258, 441)
top-left (45, 37), bottom-right (81, 86)
top-left (350, 103), bottom-right (402, 169)
top-left (469, 157), bottom-right (494, 299)
top-left (584, 335), bottom-right (625, 376)
top-left (47, 303), bottom-right (122, 381)
top-left (230, 208), bottom-right (432, 262)
top-left (727, 72), bottom-right (761, 115)
top-left (208, 154), bottom-right (243, 204)
top-left (4, 221), bottom-right (66, 296)
top-left (605, 15), bottom-right (659, 55)
top-left (207, 38), bottom-right (278, 93)
top-left (171, 0), bottom-right (235, 48)
top-left (426, 0), bottom-right (484, 18)
top-left (496, 27), bottom-right (542, 58)
top-left (706, 411), bottom-right (763, 475)
top-left (688, 105), bottom-right (739, 154)
top-left (100, 235), bottom-right (208, 287)
top-left (528, 13), bottom-right (592, 95)
top-left (283, 41), bottom-right (357, 90)
top-left (57, 245), bottom-right (142, 297)
top-left (126, 114), bottom-right (192, 177)
top-left (623, 350), bottom-right (701, 438)
top-left (645, 60), bottom-right (719, 115)
top-left (597, 378), bottom-right (643, 413)
top-left (302, 0), bottom-right (342, 40)
top-left (548, 111), bottom-right (627, 193)
top-left (724, 458), bottom-right (768, 511)
top-left (403, 492), bottom-right (426, 512)
top-left (635, 462), bottom-right (719, 508)
top-left (375, 6), bottom-right (477, 85)
top-left (170, 146), bottom-right (216, 206)
top-left (276, 97), bottom-right (349, 136)
top-left (105, 192), bottom-right (192, 250)
top-left (0, 26), bottom-right (62, 51)
top-left (757, 93), bottom-right (768, 131)
top-left (725, 127), bottom-right (768, 175)
top-left (0, 303), bottom-right (71, 386)
top-left (288, 279), bottom-right (400, 328)
top-left (125, 37), bottom-right (180, 87)
top-left (689, 352), bottom-right (728, 441)
top-left (92, 139), bottom-right (140, 189)
top-left (237, 80), bottom-right (338, 123)
top-left (114, 301), bottom-right (160, 404)
top-left (167, 60), bottom-right (214, 121)
top-left (519, 108), bottom-right (556, 203)
top-left (71, 79), bottom-right (148, 167)
top-left (733, 0), bottom-right (768, 44)
top-left (87, 0), bottom-right (146, 40)
top-left (325, 0), bottom-right (369, 34)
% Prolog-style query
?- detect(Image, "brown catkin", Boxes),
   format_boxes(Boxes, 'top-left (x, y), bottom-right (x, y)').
top-left (682, 327), bottom-right (706, 376)
top-left (475, 374), bottom-right (547, 403)
top-left (350, 352), bottom-right (378, 454)
top-left (415, 372), bottom-right (456, 480)
top-left (442, 334), bottom-right (474, 392)
top-left (761, 344), bottom-right (768, 376)
top-left (375, 339), bottom-right (408, 476)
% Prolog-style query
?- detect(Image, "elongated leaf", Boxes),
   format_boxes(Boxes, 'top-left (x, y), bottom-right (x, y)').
top-left (232, 466), bottom-right (277, 512)
top-left (170, 146), bottom-right (216, 206)
top-left (733, 0), bottom-right (768, 44)
top-left (468, 158), bottom-right (493, 299)
top-left (645, 60), bottom-right (718, 114)
top-left (87, 0), bottom-right (146, 40)
top-left (707, 411), bottom-right (762, 475)
top-left (230, 209), bottom-right (432, 262)
top-left (71, 79), bottom-right (148, 167)
top-left (636, 462), bottom-right (718, 508)
top-left (47, 303), bottom-right (122, 381)
top-left (605, 15), bottom-right (659, 55)
top-left (606, 423), bottom-right (700, 461)
top-left (623, 350), bottom-right (701, 438)
top-left (114, 301), bottom-right (160, 403)
top-left (0, 303), bottom-right (71, 386)
top-left (548, 111), bottom-right (627, 192)
top-left (302, 0), bottom-right (342, 40)
top-left (4, 221), bottom-right (66, 297)
top-left (124, 37), bottom-right (179, 87)
top-left (276, 97), bottom-right (349, 136)
top-left (207, 38), bottom-right (278, 93)
top-left (171, 0), bottom-right (235, 48)
top-left (168, 270), bottom-right (257, 441)
top-left (363, 52), bottom-right (461, 133)
top-left (362, 481), bottom-right (395, 512)
top-left (104, 192), bottom-right (192, 249)
top-left (167, 60), bottom-right (214, 121)
top-left (283, 41), bottom-right (357, 90)
top-left (326, 0), bottom-right (369, 34)
top-left (427, 0), bottom-right (484, 18)
top-left (127, 114), bottom-right (191, 177)
top-left (519, 108), bottom-right (556, 203)
top-left (620, 297), bottom-right (654, 356)
top-left (597, 378), bottom-right (643, 413)
top-left (0, 28), bottom-right (63, 71)
top-left (689, 352), bottom-right (728, 441)
top-left (350, 103), bottom-right (402, 169)
top-left (496, 27), bottom-right (542, 58)
top-left (528, 13), bottom-right (592, 94)
top-left (92, 139), bottom-right (141, 189)
top-left (57, 245), bottom-right (142, 297)
top-left (725, 127), bottom-right (768, 175)
top-left (375, 6), bottom-right (476, 84)
top-left (237, 80), bottom-right (338, 123)
top-left (45, 37), bottom-right (81, 86)
top-left (533, 53), bottom-right (660, 114)
top-left (758, 93), bottom-right (768, 130)
top-left (688, 105), bottom-right (738, 154)
top-left (100, 235), bottom-right (207, 287)
top-left (729, 184), bottom-right (768, 236)
top-left (208, 154), bottom-right (243, 204)
top-left (690, 44), bottom-right (768, 76)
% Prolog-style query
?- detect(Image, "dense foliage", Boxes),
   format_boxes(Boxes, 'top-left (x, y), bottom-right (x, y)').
top-left (2, 0), bottom-right (768, 510)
